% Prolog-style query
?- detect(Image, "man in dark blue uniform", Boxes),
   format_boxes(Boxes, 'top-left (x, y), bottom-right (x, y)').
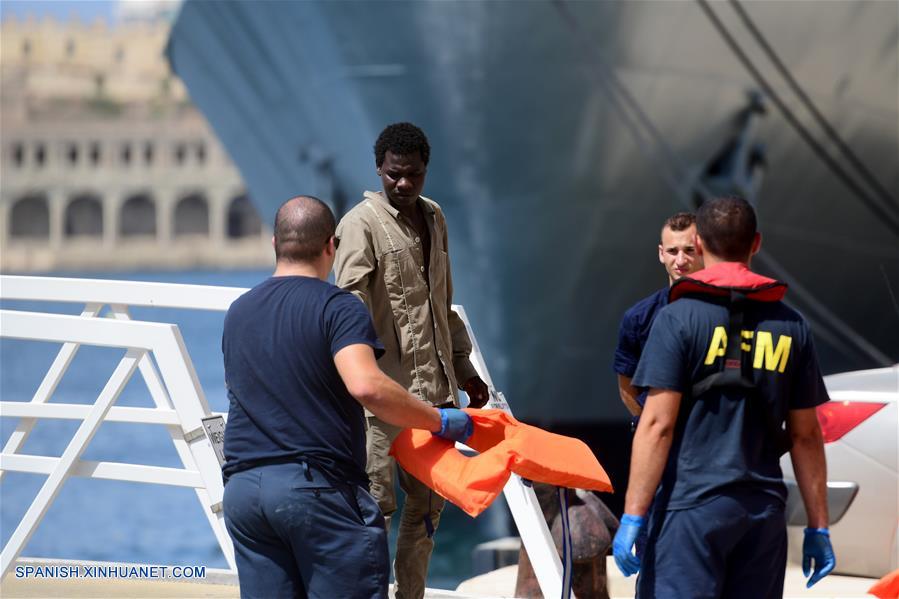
top-left (614, 212), bottom-right (703, 560)
top-left (612, 197), bottom-right (835, 598)
top-left (614, 212), bottom-right (702, 418)
top-left (221, 196), bottom-right (473, 599)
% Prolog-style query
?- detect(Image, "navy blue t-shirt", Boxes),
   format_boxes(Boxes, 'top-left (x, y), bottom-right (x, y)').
top-left (633, 294), bottom-right (829, 509)
top-left (221, 276), bottom-right (384, 483)
top-left (614, 287), bottom-right (668, 406)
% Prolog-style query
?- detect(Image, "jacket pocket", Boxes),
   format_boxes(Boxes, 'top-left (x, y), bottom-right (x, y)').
top-left (381, 247), bottom-right (427, 359)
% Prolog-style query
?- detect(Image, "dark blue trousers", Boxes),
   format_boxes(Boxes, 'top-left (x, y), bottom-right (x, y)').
top-left (223, 461), bottom-right (388, 599)
top-left (637, 491), bottom-right (787, 599)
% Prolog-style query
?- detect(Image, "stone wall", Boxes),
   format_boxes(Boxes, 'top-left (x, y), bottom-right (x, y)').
top-left (1, 14), bottom-right (272, 273)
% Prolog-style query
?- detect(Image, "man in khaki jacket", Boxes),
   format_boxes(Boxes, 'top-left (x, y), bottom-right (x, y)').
top-left (335, 122), bottom-right (489, 599)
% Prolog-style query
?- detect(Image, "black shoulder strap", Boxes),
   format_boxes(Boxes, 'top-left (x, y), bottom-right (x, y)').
top-left (691, 291), bottom-right (754, 396)
top-left (690, 291), bottom-right (792, 455)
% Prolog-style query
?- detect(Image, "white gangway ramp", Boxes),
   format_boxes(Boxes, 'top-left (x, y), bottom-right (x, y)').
top-left (454, 305), bottom-right (576, 599)
top-left (0, 275), bottom-right (245, 578)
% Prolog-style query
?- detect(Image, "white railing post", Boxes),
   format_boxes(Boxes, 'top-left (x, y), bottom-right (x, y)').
top-left (109, 303), bottom-right (232, 567)
top-left (453, 305), bottom-right (575, 599)
top-left (152, 327), bottom-right (235, 569)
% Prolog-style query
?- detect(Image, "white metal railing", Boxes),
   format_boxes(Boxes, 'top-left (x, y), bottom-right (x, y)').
top-left (455, 305), bottom-right (576, 598)
top-left (0, 276), bottom-right (245, 578)
top-left (0, 276), bottom-right (572, 597)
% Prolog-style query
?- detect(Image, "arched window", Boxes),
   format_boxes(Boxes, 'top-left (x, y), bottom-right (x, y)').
top-left (66, 142), bottom-right (79, 166)
top-left (10, 194), bottom-right (50, 239)
top-left (12, 142), bottom-right (25, 167)
top-left (227, 194), bottom-right (262, 238)
top-left (173, 194), bottom-right (209, 236)
top-left (89, 141), bottom-right (101, 166)
top-left (120, 194), bottom-right (156, 237)
top-left (173, 143), bottom-right (187, 166)
top-left (34, 143), bottom-right (46, 167)
top-left (65, 194), bottom-right (103, 238)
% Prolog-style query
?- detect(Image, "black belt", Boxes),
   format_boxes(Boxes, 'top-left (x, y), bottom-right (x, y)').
top-left (224, 454), bottom-right (368, 487)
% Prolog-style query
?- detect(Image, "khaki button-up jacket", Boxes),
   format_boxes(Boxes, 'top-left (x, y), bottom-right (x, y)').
top-left (334, 191), bottom-right (478, 407)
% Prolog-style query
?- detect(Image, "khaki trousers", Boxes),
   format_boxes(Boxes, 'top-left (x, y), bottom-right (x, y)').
top-left (366, 416), bottom-right (445, 599)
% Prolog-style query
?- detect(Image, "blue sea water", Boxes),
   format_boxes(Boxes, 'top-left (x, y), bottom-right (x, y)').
top-left (0, 269), bottom-right (510, 590)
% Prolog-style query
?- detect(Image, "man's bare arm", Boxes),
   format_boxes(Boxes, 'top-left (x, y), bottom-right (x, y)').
top-left (617, 374), bottom-right (644, 417)
top-left (623, 388), bottom-right (682, 516)
top-left (788, 407), bottom-right (829, 529)
top-left (334, 343), bottom-right (441, 432)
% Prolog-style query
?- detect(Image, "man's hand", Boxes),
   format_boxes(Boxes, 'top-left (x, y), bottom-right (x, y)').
top-left (461, 376), bottom-right (489, 408)
top-left (434, 408), bottom-right (473, 443)
top-left (612, 514), bottom-right (645, 577)
top-left (802, 528), bottom-right (835, 588)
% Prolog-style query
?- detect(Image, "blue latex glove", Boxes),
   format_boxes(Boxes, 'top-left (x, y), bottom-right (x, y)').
top-left (802, 528), bottom-right (835, 588)
top-left (434, 408), bottom-right (473, 443)
top-left (612, 513), bottom-right (645, 577)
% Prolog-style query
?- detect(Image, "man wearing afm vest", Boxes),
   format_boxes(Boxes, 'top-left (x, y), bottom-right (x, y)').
top-left (612, 197), bottom-right (835, 598)
top-left (334, 123), bottom-right (489, 599)
top-left (614, 212), bottom-right (703, 419)
top-left (221, 196), bottom-right (474, 599)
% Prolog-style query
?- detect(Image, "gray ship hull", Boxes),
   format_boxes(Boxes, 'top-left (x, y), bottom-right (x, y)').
top-left (167, 0), bottom-right (898, 423)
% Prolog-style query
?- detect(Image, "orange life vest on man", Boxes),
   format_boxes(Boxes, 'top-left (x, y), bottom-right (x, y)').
top-left (668, 261), bottom-right (787, 303)
top-left (390, 408), bottom-right (613, 517)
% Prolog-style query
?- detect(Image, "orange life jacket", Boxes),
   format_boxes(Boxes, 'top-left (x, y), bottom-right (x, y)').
top-left (390, 408), bottom-right (613, 517)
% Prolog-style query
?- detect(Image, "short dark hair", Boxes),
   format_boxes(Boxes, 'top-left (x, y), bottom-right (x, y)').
top-left (273, 195), bottom-right (335, 263)
top-left (696, 196), bottom-right (757, 261)
top-left (661, 212), bottom-right (696, 236)
top-left (374, 122), bottom-right (430, 167)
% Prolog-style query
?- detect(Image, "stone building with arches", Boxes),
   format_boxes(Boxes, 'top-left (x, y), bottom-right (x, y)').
top-left (1, 13), bottom-right (272, 272)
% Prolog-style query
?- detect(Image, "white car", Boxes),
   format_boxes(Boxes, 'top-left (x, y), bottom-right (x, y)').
top-left (781, 364), bottom-right (898, 578)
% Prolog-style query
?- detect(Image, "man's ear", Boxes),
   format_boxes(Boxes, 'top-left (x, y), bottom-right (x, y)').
top-left (750, 232), bottom-right (762, 256)
top-left (658, 244), bottom-right (665, 264)
top-left (695, 234), bottom-right (705, 256)
top-left (271, 235), bottom-right (276, 249)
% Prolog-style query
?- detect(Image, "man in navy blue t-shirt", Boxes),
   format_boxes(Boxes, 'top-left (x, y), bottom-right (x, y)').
top-left (614, 212), bottom-right (703, 417)
top-left (612, 197), bottom-right (835, 597)
top-left (222, 196), bottom-right (474, 599)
